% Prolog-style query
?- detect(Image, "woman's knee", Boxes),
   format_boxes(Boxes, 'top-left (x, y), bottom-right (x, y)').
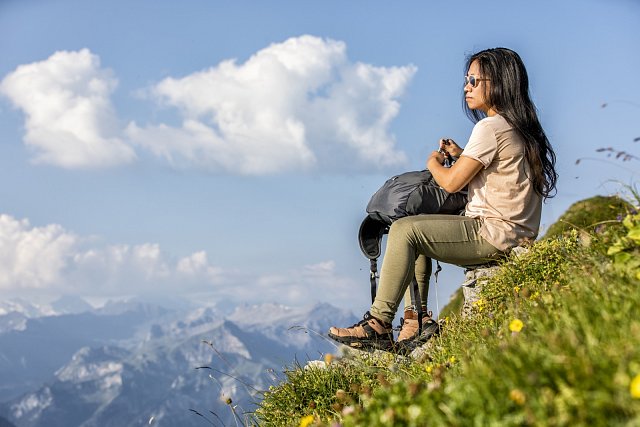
top-left (389, 216), bottom-right (417, 240)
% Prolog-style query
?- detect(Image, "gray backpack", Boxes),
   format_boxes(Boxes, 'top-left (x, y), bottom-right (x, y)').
top-left (357, 169), bottom-right (467, 328)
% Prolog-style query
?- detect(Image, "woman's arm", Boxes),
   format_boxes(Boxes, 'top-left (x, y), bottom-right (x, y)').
top-left (427, 152), bottom-right (483, 193)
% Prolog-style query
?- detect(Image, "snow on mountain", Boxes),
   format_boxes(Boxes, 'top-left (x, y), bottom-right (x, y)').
top-left (3, 322), bottom-right (285, 426)
top-left (0, 312), bottom-right (27, 333)
top-left (8, 387), bottom-right (52, 422)
top-left (55, 347), bottom-right (127, 384)
top-left (49, 295), bottom-right (94, 314)
top-left (0, 296), bottom-right (95, 334)
top-left (0, 306), bottom-right (161, 402)
top-left (228, 301), bottom-right (357, 349)
top-left (0, 299), bottom-right (54, 318)
top-left (0, 296), bottom-right (97, 319)
top-left (0, 301), bottom-right (356, 427)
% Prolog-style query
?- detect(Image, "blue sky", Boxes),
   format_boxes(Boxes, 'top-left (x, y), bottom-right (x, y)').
top-left (0, 0), bottom-right (638, 315)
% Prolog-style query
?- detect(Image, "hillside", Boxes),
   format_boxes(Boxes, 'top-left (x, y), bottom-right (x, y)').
top-left (257, 194), bottom-right (640, 426)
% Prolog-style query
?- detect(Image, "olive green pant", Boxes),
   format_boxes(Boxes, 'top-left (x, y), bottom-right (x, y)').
top-left (370, 214), bottom-right (503, 324)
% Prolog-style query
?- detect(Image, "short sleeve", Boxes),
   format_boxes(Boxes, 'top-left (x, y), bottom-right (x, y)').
top-left (461, 119), bottom-right (498, 168)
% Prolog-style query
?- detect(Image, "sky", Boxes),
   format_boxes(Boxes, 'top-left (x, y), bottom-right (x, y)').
top-left (0, 0), bottom-right (638, 316)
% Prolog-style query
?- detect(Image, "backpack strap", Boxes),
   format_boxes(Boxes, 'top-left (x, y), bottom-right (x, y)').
top-left (369, 259), bottom-right (378, 304)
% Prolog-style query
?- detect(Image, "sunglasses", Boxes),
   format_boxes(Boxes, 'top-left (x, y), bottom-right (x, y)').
top-left (465, 75), bottom-right (490, 88)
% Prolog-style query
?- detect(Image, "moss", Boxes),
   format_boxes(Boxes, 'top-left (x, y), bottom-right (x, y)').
top-left (543, 195), bottom-right (632, 239)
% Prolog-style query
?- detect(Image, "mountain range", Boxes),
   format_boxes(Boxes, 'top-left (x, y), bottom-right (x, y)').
top-left (0, 297), bottom-right (356, 426)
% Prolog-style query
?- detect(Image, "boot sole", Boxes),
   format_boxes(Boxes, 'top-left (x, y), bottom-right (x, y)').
top-left (395, 324), bottom-right (440, 355)
top-left (327, 332), bottom-right (394, 351)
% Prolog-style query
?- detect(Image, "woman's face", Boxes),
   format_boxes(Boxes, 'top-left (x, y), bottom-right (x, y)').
top-left (465, 60), bottom-right (494, 115)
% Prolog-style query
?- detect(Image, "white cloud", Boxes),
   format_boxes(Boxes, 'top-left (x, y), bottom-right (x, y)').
top-left (0, 49), bottom-right (135, 169)
top-left (1, 38), bottom-right (414, 174)
top-left (236, 260), bottom-right (361, 307)
top-left (127, 35), bottom-right (415, 174)
top-left (0, 215), bottom-right (77, 289)
top-left (0, 214), bottom-right (208, 295)
top-left (0, 214), bottom-right (363, 307)
top-left (176, 251), bottom-right (223, 282)
top-left (71, 243), bottom-right (172, 289)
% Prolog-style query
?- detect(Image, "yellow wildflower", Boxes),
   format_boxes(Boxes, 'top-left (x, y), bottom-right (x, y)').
top-left (324, 353), bottom-right (334, 365)
top-left (449, 356), bottom-right (456, 364)
top-left (473, 298), bottom-right (486, 312)
top-left (631, 374), bottom-right (640, 399)
top-left (425, 365), bottom-right (433, 374)
top-left (509, 319), bottom-right (524, 333)
top-left (509, 389), bottom-right (526, 405)
top-left (299, 415), bottom-right (314, 427)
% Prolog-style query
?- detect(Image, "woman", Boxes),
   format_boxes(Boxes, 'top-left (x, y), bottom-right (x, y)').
top-left (329, 47), bottom-right (558, 351)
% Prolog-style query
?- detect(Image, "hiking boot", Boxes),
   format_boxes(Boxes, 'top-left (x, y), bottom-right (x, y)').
top-left (395, 309), bottom-right (440, 355)
top-left (397, 309), bottom-right (420, 343)
top-left (328, 312), bottom-right (394, 351)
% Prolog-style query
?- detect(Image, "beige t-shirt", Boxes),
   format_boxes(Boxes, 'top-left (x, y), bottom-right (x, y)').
top-left (461, 115), bottom-right (542, 251)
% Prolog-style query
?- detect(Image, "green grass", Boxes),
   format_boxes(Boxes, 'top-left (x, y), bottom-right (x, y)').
top-left (543, 195), bottom-right (632, 239)
top-left (254, 195), bottom-right (640, 426)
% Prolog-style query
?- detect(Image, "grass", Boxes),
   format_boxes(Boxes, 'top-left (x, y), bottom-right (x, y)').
top-left (253, 194), bottom-right (640, 426)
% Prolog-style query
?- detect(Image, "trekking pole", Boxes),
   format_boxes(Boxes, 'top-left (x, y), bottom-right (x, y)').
top-left (433, 261), bottom-right (442, 319)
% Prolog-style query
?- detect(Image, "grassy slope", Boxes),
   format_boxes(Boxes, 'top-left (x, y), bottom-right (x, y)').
top-left (256, 195), bottom-right (640, 426)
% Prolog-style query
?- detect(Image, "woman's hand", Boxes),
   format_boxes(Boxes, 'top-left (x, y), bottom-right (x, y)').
top-left (427, 143), bottom-right (483, 193)
top-left (439, 138), bottom-right (463, 158)
top-left (429, 150), bottom-right (446, 165)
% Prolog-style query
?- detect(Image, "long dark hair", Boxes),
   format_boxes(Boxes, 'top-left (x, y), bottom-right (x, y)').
top-left (463, 47), bottom-right (558, 199)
